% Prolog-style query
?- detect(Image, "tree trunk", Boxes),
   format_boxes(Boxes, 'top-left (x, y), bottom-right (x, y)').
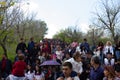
top-left (0, 43), bottom-right (7, 56)
top-left (114, 35), bottom-right (119, 44)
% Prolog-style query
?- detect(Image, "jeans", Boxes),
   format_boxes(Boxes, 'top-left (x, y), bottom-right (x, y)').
top-left (115, 51), bottom-right (120, 60)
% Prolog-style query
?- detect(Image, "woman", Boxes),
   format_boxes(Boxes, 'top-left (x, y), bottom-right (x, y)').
top-left (96, 41), bottom-right (104, 63)
top-left (56, 46), bottom-right (64, 62)
top-left (33, 65), bottom-right (45, 80)
top-left (25, 64), bottom-right (34, 80)
top-left (103, 41), bottom-right (114, 56)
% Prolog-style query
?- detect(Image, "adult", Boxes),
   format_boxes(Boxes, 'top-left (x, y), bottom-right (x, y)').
top-left (57, 62), bottom-right (80, 80)
top-left (16, 38), bottom-right (27, 54)
top-left (90, 55), bottom-right (104, 80)
top-left (65, 51), bottom-right (83, 77)
top-left (80, 51), bottom-right (92, 80)
top-left (80, 38), bottom-right (90, 52)
top-left (96, 41), bottom-right (104, 64)
top-left (56, 46), bottom-right (64, 62)
top-left (28, 37), bottom-right (35, 56)
top-left (103, 41), bottom-right (114, 56)
top-left (115, 41), bottom-right (120, 60)
top-left (11, 54), bottom-right (27, 80)
top-left (0, 54), bottom-right (12, 79)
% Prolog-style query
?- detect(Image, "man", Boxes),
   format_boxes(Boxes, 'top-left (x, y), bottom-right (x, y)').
top-left (57, 62), bottom-right (80, 80)
top-left (65, 51), bottom-right (83, 77)
top-left (16, 38), bottom-right (27, 54)
top-left (90, 55), bottom-right (104, 80)
top-left (80, 38), bottom-right (90, 52)
top-left (28, 37), bottom-right (35, 55)
top-left (0, 54), bottom-right (12, 79)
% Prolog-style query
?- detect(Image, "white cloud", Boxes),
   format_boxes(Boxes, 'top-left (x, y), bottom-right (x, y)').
top-left (45, 24), bottom-right (59, 38)
top-left (25, 0), bottom-right (92, 38)
top-left (45, 23), bottom-right (90, 38)
top-left (80, 23), bottom-right (90, 33)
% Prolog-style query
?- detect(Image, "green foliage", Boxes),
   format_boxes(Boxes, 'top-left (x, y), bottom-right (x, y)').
top-left (53, 27), bottom-right (83, 43)
top-left (97, 37), bottom-right (112, 45)
top-left (0, 0), bottom-right (48, 56)
top-left (14, 19), bottom-right (48, 41)
top-left (0, 43), bottom-right (16, 62)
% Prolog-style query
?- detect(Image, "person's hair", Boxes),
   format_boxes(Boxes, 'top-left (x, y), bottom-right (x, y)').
top-left (73, 51), bottom-right (81, 60)
top-left (18, 54), bottom-right (25, 60)
top-left (20, 38), bottom-right (24, 41)
top-left (98, 41), bottom-right (104, 46)
top-left (66, 53), bottom-right (70, 56)
top-left (104, 65), bottom-right (115, 78)
top-left (63, 62), bottom-right (72, 69)
top-left (35, 65), bottom-right (41, 75)
top-left (2, 53), bottom-right (8, 58)
top-left (84, 38), bottom-right (87, 41)
top-left (35, 58), bottom-right (41, 64)
top-left (30, 37), bottom-right (33, 41)
top-left (106, 41), bottom-right (112, 46)
top-left (91, 55), bottom-right (101, 64)
top-left (26, 64), bottom-right (34, 73)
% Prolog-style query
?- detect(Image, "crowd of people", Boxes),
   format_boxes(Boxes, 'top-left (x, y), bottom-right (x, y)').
top-left (0, 37), bottom-right (120, 80)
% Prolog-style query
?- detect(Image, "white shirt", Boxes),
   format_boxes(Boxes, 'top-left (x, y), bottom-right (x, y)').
top-left (56, 51), bottom-right (63, 60)
top-left (104, 58), bottom-right (115, 66)
top-left (34, 73), bottom-right (44, 80)
top-left (65, 58), bottom-right (83, 74)
top-left (25, 71), bottom-right (34, 80)
top-left (103, 46), bottom-right (114, 55)
top-left (76, 46), bottom-right (81, 52)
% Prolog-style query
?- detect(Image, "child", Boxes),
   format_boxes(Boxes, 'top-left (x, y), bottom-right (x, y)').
top-left (25, 64), bottom-right (34, 80)
top-left (104, 52), bottom-right (115, 66)
top-left (33, 65), bottom-right (45, 80)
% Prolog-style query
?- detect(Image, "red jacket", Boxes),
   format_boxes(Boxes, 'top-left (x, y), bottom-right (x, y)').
top-left (12, 60), bottom-right (26, 77)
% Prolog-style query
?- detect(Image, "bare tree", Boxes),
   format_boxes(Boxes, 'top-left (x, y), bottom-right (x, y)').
top-left (0, 0), bottom-right (19, 55)
top-left (86, 25), bottom-right (104, 46)
top-left (93, 0), bottom-right (120, 43)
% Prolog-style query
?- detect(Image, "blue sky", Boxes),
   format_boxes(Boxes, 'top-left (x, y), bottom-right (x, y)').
top-left (27, 0), bottom-right (98, 38)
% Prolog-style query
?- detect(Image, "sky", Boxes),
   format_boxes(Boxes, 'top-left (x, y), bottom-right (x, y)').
top-left (25, 0), bottom-right (98, 38)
